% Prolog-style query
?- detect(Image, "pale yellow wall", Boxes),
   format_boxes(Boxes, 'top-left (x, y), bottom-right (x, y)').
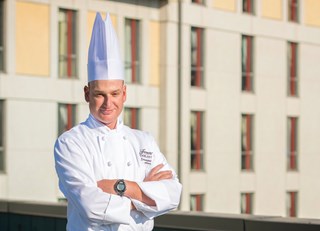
top-left (87, 12), bottom-right (115, 51)
top-left (149, 21), bottom-right (160, 86)
top-left (261, 0), bottom-right (282, 20)
top-left (16, 2), bottom-right (50, 76)
top-left (213, 0), bottom-right (236, 12)
top-left (304, 0), bottom-right (320, 27)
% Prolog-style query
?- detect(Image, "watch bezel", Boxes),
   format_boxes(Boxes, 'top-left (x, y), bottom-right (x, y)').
top-left (114, 179), bottom-right (126, 196)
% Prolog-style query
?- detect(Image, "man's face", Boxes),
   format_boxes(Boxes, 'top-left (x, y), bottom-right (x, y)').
top-left (84, 80), bottom-right (126, 129)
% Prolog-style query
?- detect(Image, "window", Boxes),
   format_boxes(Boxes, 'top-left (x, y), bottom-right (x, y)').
top-left (125, 18), bottom-right (140, 84)
top-left (58, 9), bottom-right (77, 79)
top-left (287, 117), bottom-right (298, 171)
top-left (190, 194), bottom-right (204, 211)
top-left (243, 0), bottom-right (254, 14)
top-left (124, 107), bottom-right (140, 129)
top-left (242, 35), bottom-right (254, 92)
top-left (58, 104), bottom-right (76, 136)
top-left (0, 0), bottom-right (4, 72)
top-left (241, 193), bottom-right (253, 214)
top-left (288, 42), bottom-right (298, 97)
top-left (0, 100), bottom-right (4, 172)
top-left (241, 114), bottom-right (254, 171)
top-left (286, 191), bottom-right (298, 217)
top-left (190, 111), bottom-right (204, 170)
top-left (191, 27), bottom-right (204, 87)
top-left (192, 0), bottom-right (205, 5)
top-left (288, 0), bottom-right (299, 23)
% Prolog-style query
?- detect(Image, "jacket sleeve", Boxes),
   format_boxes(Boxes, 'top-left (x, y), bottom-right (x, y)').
top-left (131, 135), bottom-right (182, 219)
top-left (54, 136), bottom-right (132, 225)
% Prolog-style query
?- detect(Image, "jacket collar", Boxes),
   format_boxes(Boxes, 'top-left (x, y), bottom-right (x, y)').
top-left (85, 114), bottom-right (123, 135)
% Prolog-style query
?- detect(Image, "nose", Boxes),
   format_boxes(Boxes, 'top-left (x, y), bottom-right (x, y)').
top-left (103, 95), bottom-right (112, 108)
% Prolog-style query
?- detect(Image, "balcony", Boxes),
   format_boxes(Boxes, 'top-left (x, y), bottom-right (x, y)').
top-left (1, 200), bottom-right (320, 231)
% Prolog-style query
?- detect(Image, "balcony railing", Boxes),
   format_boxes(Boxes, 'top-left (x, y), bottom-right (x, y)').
top-left (1, 200), bottom-right (320, 231)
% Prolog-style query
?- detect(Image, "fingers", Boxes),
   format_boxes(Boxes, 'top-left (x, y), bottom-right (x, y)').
top-left (149, 164), bottom-right (165, 176)
top-left (144, 164), bottom-right (173, 182)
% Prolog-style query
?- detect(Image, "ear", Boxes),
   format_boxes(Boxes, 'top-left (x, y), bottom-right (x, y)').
top-left (84, 85), bottom-right (89, 102)
top-left (122, 84), bottom-right (127, 102)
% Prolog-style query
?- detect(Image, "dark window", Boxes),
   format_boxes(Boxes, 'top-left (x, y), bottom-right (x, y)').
top-left (191, 27), bottom-right (204, 87)
top-left (58, 104), bottom-right (76, 136)
top-left (288, 42), bottom-right (298, 97)
top-left (125, 19), bottom-right (140, 84)
top-left (241, 114), bottom-right (254, 171)
top-left (124, 107), bottom-right (140, 129)
top-left (243, 0), bottom-right (254, 14)
top-left (288, 0), bottom-right (299, 23)
top-left (191, 111), bottom-right (204, 170)
top-left (58, 9), bottom-right (77, 79)
top-left (242, 35), bottom-right (254, 92)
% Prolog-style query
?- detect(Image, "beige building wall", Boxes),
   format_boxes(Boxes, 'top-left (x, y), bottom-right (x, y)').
top-left (15, 2), bottom-right (50, 76)
top-left (149, 21), bottom-right (160, 86)
top-left (304, 0), bottom-right (320, 27)
top-left (261, 0), bottom-right (282, 20)
top-left (212, 0), bottom-right (236, 12)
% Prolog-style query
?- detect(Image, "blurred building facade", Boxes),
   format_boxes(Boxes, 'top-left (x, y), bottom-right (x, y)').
top-left (0, 0), bottom-right (320, 219)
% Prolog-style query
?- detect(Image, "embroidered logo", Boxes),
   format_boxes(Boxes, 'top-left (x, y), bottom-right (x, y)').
top-left (139, 149), bottom-right (153, 165)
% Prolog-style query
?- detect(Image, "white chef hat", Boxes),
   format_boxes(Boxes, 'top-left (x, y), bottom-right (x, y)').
top-left (87, 13), bottom-right (124, 82)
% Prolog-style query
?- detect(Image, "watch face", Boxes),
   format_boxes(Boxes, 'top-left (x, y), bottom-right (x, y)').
top-left (117, 182), bottom-right (125, 191)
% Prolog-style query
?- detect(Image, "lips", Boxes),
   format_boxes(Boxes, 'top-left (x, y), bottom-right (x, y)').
top-left (100, 108), bottom-right (115, 115)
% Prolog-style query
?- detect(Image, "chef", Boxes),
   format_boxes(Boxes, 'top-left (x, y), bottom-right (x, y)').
top-left (54, 12), bottom-right (182, 231)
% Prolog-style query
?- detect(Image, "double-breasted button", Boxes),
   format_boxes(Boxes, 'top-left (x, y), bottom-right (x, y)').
top-left (107, 161), bottom-right (112, 167)
top-left (127, 161), bottom-right (132, 166)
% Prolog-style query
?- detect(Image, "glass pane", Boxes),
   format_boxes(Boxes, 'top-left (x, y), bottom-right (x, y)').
top-left (0, 101), bottom-right (4, 171)
top-left (287, 117), bottom-right (298, 170)
top-left (241, 114), bottom-right (253, 170)
top-left (58, 104), bottom-right (76, 136)
top-left (0, 101), bottom-right (2, 147)
top-left (58, 9), bottom-right (77, 79)
top-left (0, 0), bottom-right (4, 71)
top-left (191, 28), bottom-right (204, 87)
top-left (243, 0), bottom-right (254, 14)
top-left (124, 19), bottom-right (140, 84)
top-left (190, 111), bottom-right (203, 170)
top-left (242, 36), bottom-right (253, 92)
top-left (124, 107), bottom-right (139, 129)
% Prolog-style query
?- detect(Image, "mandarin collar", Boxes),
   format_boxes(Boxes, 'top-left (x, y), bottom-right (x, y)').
top-left (86, 114), bottom-right (123, 135)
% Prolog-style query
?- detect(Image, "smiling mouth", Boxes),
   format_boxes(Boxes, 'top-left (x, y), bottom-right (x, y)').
top-left (100, 108), bottom-right (114, 115)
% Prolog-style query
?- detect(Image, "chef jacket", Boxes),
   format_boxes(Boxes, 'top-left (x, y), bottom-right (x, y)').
top-left (54, 114), bottom-right (182, 231)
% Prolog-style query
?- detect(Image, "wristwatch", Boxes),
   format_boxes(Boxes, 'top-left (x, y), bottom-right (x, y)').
top-left (114, 179), bottom-right (126, 196)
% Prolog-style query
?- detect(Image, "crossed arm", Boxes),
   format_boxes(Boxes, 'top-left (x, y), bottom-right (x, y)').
top-left (97, 164), bottom-right (173, 207)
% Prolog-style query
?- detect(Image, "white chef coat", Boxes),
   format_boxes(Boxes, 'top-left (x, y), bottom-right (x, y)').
top-left (54, 114), bottom-right (182, 231)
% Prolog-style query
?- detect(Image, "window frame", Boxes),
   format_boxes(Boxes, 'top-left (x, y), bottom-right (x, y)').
top-left (124, 107), bottom-right (140, 129)
top-left (0, 100), bottom-right (5, 173)
top-left (0, 0), bottom-right (5, 72)
top-left (241, 114), bottom-right (254, 171)
top-left (287, 42), bottom-right (299, 97)
top-left (241, 35), bottom-right (254, 92)
top-left (58, 103), bottom-right (77, 136)
top-left (241, 192), bottom-right (254, 214)
top-left (287, 117), bottom-right (298, 171)
top-left (191, 0), bottom-right (205, 5)
top-left (288, 0), bottom-right (299, 23)
top-left (190, 111), bottom-right (204, 171)
top-left (191, 27), bottom-right (205, 88)
top-left (125, 18), bottom-right (141, 84)
top-left (242, 0), bottom-right (255, 15)
top-left (58, 8), bottom-right (78, 79)
top-left (286, 191), bottom-right (298, 217)
top-left (190, 194), bottom-right (204, 211)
